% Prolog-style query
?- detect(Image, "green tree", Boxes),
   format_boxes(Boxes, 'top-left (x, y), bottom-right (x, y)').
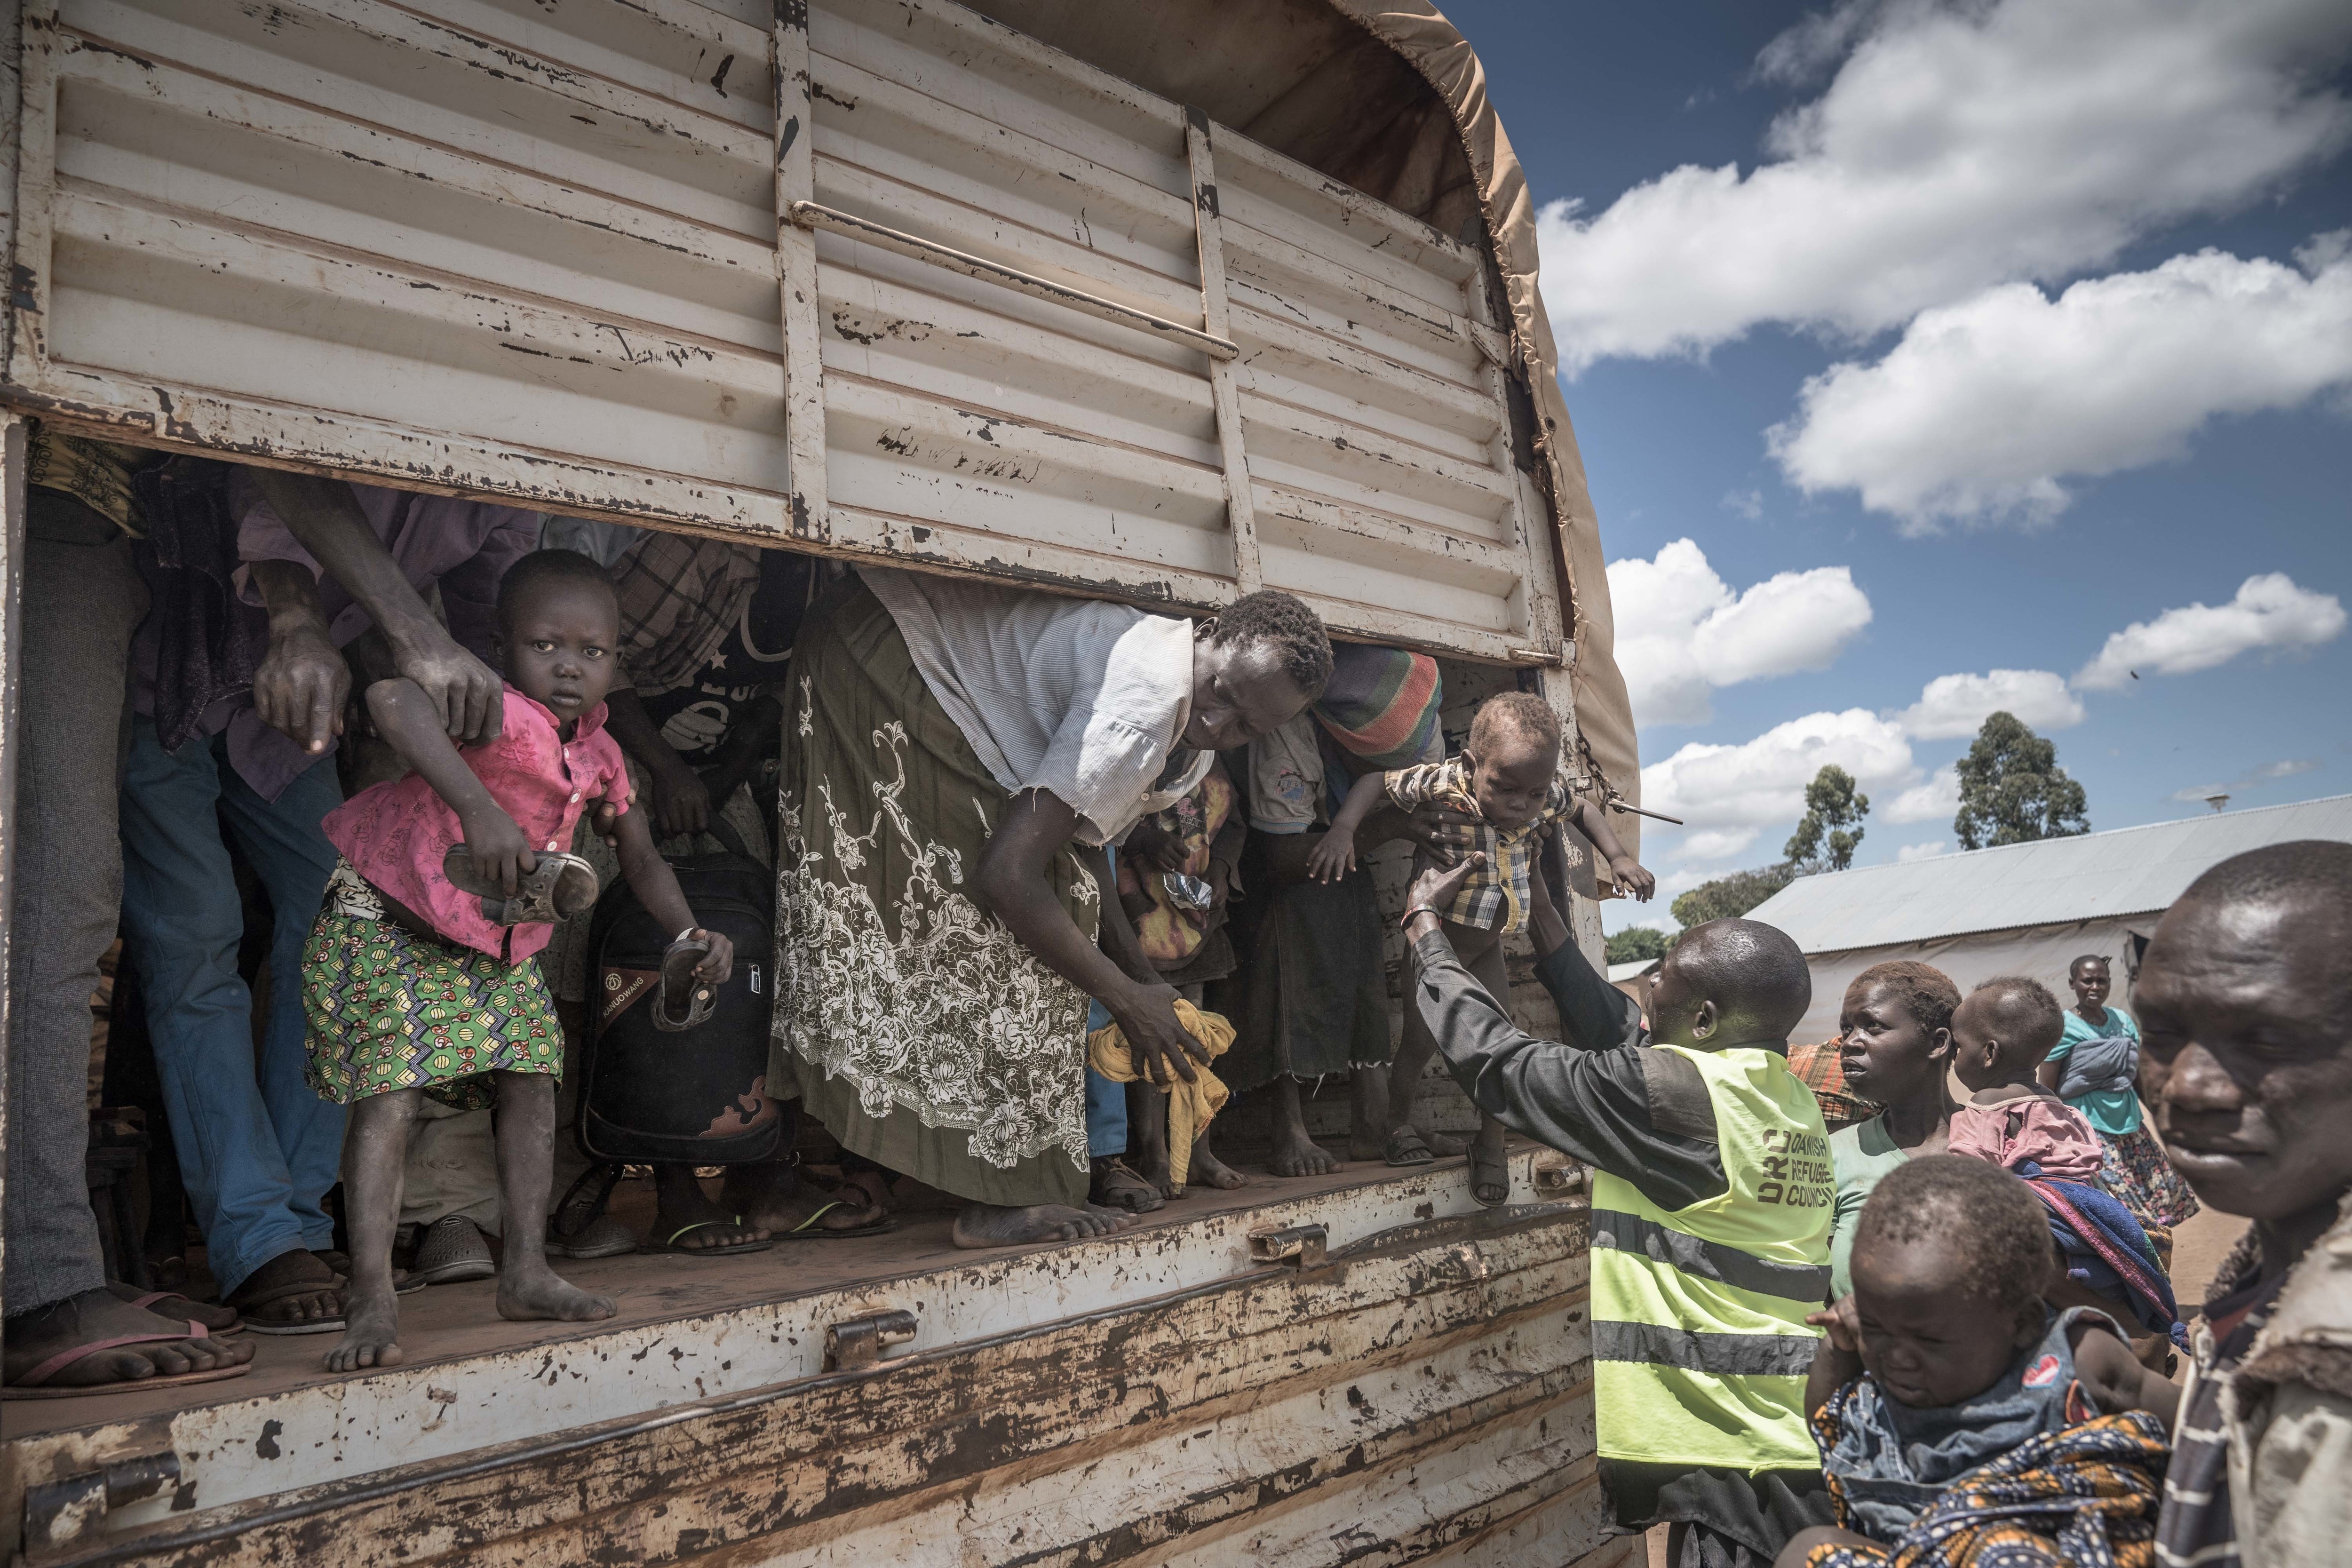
top-left (1953, 711), bottom-right (2090, 851)
top-left (1784, 764), bottom-right (1870, 872)
top-left (1670, 864), bottom-right (1797, 928)
top-left (1605, 926), bottom-right (1671, 966)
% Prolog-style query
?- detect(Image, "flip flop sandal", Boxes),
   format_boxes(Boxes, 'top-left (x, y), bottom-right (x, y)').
top-left (230, 1275), bottom-right (348, 1337)
top-left (770, 1190), bottom-right (897, 1241)
top-left (107, 1283), bottom-right (243, 1336)
top-left (1469, 1145), bottom-right (1511, 1210)
top-left (2, 1322), bottom-right (252, 1400)
top-left (442, 846), bottom-right (599, 926)
top-left (639, 1219), bottom-right (774, 1257)
top-left (1384, 1129), bottom-right (1438, 1168)
top-left (651, 935), bottom-right (718, 1033)
top-left (547, 1163), bottom-right (638, 1259)
top-left (409, 1215), bottom-right (498, 1285)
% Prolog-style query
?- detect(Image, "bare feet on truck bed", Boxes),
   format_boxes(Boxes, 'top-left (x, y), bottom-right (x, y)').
top-left (951, 1202), bottom-right (1138, 1248)
top-left (1269, 1119), bottom-right (1338, 1178)
top-left (1188, 1140), bottom-right (1249, 1191)
top-left (497, 1260), bottom-right (616, 1325)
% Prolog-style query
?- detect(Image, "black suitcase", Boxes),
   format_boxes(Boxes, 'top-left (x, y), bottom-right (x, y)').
top-left (576, 823), bottom-right (783, 1164)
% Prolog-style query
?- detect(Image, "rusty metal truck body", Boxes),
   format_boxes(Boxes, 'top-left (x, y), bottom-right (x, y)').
top-left (0, 0), bottom-right (1641, 1561)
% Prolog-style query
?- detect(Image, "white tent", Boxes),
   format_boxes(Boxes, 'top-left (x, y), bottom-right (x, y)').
top-left (1744, 796), bottom-right (2352, 1044)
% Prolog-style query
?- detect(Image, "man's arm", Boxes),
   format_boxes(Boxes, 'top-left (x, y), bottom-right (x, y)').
top-left (1522, 863), bottom-right (1645, 1055)
top-left (603, 685), bottom-right (712, 839)
top-left (246, 470), bottom-right (504, 745)
top-left (246, 558), bottom-right (350, 756)
top-left (1404, 859), bottom-right (1728, 1209)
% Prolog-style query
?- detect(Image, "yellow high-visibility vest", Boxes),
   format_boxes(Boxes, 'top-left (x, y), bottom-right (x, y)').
top-left (1589, 1043), bottom-right (1834, 1472)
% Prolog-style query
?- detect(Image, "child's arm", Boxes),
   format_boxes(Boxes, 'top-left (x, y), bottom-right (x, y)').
top-left (607, 802), bottom-right (735, 983)
top-left (1803, 1295), bottom-right (1867, 1418)
top-left (1571, 799), bottom-right (1655, 902)
top-left (2070, 1317), bottom-right (2182, 1429)
top-left (366, 678), bottom-right (534, 892)
top-left (1305, 771), bottom-right (1388, 884)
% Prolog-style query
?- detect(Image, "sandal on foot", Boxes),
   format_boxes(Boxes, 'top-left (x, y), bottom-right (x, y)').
top-left (2, 1323), bottom-right (251, 1400)
top-left (547, 1163), bottom-right (638, 1259)
top-left (640, 1219), bottom-right (773, 1257)
top-left (1089, 1158), bottom-right (1166, 1213)
top-left (227, 1281), bottom-right (345, 1337)
top-left (409, 1215), bottom-right (497, 1285)
top-left (442, 846), bottom-right (599, 926)
top-left (772, 1196), bottom-right (896, 1240)
top-left (651, 935), bottom-right (717, 1032)
top-left (1469, 1144), bottom-right (1510, 1209)
top-left (1384, 1129), bottom-right (1438, 1168)
top-left (107, 1282), bottom-right (243, 1336)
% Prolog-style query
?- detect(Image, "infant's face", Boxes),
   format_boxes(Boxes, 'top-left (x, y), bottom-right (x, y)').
top-left (1851, 1240), bottom-right (2036, 1409)
top-left (1467, 738), bottom-right (1556, 832)
top-left (501, 580), bottom-right (622, 724)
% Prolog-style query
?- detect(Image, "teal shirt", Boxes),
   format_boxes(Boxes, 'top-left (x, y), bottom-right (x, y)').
top-left (1828, 1116), bottom-right (1911, 1300)
top-left (2049, 1006), bottom-right (2142, 1137)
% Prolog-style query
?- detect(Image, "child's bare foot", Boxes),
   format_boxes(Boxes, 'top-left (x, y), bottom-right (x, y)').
top-left (1347, 1067), bottom-right (1391, 1161)
top-left (3, 1290), bottom-right (254, 1392)
top-left (1270, 1118), bottom-right (1338, 1178)
top-left (950, 1202), bottom-right (1137, 1249)
top-left (323, 1282), bottom-right (403, 1373)
top-left (649, 1164), bottom-right (763, 1252)
top-left (1189, 1140), bottom-right (1249, 1191)
top-left (497, 1259), bottom-right (616, 1324)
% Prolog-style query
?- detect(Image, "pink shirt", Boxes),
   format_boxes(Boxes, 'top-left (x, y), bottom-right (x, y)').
top-left (325, 687), bottom-right (632, 961)
top-left (1947, 1096), bottom-right (2106, 1185)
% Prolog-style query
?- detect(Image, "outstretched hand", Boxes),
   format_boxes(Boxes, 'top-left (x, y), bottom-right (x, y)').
top-left (1407, 852), bottom-right (1485, 922)
top-left (1304, 828), bottom-right (1358, 884)
top-left (1609, 854), bottom-right (1657, 902)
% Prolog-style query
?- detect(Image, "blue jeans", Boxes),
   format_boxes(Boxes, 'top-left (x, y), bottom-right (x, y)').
top-left (1085, 844), bottom-right (1128, 1160)
top-left (118, 720), bottom-right (345, 1296)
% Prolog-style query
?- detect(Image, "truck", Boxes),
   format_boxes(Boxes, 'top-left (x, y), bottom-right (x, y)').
top-left (0, 0), bottom-right (1646, 1561)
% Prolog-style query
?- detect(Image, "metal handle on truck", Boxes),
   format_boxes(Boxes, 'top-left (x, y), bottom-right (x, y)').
top-left (787, 201), bottom-right (1240, 363)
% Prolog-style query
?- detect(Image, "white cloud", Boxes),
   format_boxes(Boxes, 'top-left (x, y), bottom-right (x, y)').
top-left (1884, 765), bottom-right (1961, 826)
top-left (1537, 0), bottom-right (2352, 371)
top-left (1895, 669), bottom-right (2085, 740)
top-left (1607, 540), bottom-right (1874, 726)
top-left (1896, 841), bottom-right (1951, 864)
top-left (2076, 573), bottom-right (2347, 688)
top-left (1640, 709), bottom-right (1917, 863)
top-left (1772, 242), bottom-right (2352, 526)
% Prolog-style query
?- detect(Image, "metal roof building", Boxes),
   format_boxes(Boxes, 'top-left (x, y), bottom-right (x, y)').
top-left (1746, 794), bottom-right (2352, 1043)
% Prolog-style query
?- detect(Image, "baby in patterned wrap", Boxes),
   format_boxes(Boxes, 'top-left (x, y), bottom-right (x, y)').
top-left (1780, 1156), bottom-right (2178, 1568)
top-left (300, 549), bottom-right (734, 1375)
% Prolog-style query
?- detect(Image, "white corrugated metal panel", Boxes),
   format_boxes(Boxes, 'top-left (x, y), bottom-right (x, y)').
top-left (1746, 795), bottom-right (2352, 955)
top-left (2, 0), bottom-right (1560, 662)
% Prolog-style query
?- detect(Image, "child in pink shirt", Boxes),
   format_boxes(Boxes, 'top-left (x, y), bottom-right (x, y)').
top-left (1945, 977), bottom-right (2104, 1182)
top-left (300, 549), bottom-right (733, 1374)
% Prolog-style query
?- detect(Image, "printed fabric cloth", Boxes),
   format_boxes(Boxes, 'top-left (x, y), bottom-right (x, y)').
top-left (1802, 1410), bottom-right (2171, 1568)
top-left (1084, 1001), bottom-right (1235, 1187)
top-left (773, 575), bottom-right (1097, 1210)
top-left (2021, 1174), bottom-right (2189, 1350)
top-left (301, 860), bottom-right (563, 1110)
top-left (1818, 1305), bottom-right (2121, 1543)
top-left (1115, 763), bottom-right (1239, 971)
top-left (2094, 1122), bottom-right (2202, 1234)
top-left (1789, 1039), bottom-right (1882, 1131)
top-left (1382, 754), bottom-right (1571, 934)
top-left (1947, 1096), bottom-right (2106, 1185)
top-left (26, 426), bottom-right (157, 536)
top-left (322, 686), bottom-right (632, 961)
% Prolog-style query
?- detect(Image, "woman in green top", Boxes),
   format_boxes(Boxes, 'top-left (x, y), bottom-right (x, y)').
top-left (2039, 955), bottom-right (2200, 1242)
top-left (1823, 961), bottom-right (1963, 1298)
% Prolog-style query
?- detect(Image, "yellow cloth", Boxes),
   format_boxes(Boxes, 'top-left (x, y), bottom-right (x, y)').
top-left (1085, 1001), bottom-right (1234, 1188)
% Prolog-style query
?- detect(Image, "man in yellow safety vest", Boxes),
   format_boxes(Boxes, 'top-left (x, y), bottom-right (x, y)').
top-left (1401, 853), bottom-right (1835, 1568)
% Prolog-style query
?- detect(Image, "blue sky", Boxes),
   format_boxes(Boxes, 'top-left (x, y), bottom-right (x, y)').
top-left (1439, 0), bottom-right (2352, 933)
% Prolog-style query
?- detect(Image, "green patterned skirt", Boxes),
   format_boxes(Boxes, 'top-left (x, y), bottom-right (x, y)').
top-left (772, 575), bottom-right (1097, 1211)
top-left (302, 861), bottom-right (563, 1110)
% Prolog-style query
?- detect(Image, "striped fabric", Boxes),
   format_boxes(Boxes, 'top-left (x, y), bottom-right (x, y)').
top-left (1312, 645), bottom-right (1442, 767)
top-left (2156, 1233), bottom-right (2278, 1568)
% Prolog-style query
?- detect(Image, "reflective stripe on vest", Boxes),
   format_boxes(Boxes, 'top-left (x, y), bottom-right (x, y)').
top-left (1589, 1043), bottom-right (1833, 1473)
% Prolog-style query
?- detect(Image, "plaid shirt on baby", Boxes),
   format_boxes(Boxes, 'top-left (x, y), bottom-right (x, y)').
top-left (1384, 755), bottom-right (1571, 934)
